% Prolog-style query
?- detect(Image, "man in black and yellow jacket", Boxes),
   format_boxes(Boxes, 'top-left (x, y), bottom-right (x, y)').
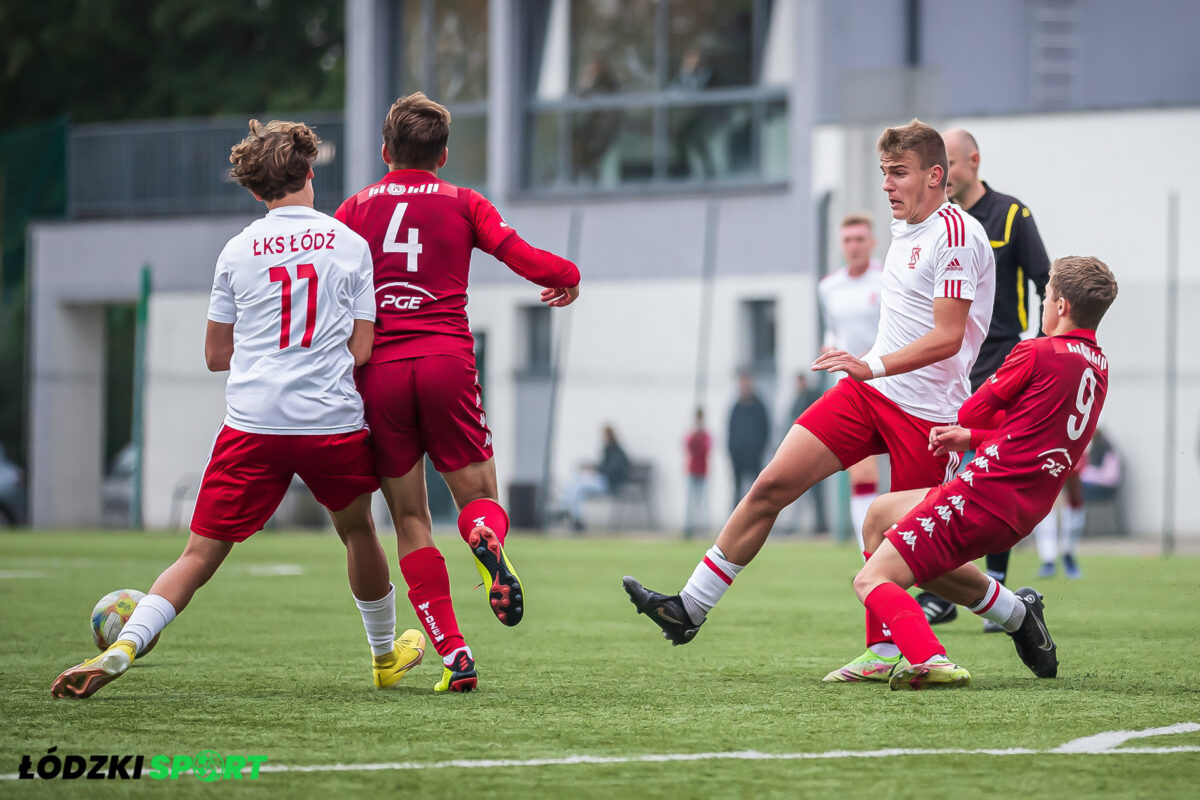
top-left (916, 127), bottom-right (1051, 627)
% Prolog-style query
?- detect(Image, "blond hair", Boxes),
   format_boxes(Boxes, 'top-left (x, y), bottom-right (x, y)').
top-left (877, 118), bottom-right (948, 188)
top-left (383, 92), bottom-right (451, 170)
top-left (229, 119), bottom-right (320, 201)
top-left (1049, 256), bottom-right (1119, 330)
top-left (840, 213), bottom-right (873, 230)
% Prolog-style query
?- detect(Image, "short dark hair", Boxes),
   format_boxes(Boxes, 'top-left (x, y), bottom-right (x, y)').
top-left (1049, 256), bottom-right (1119, 330)
top-left (383, 92), bottom-right (451, 170)
top-left (229, 119), bottom-right (319, 201)
top-left (877, 118), bottom-right (948, 188)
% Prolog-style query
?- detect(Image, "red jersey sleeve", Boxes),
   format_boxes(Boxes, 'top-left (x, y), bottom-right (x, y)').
top-left (334, 195), bottom-right (355, 226)
top-left (985, 339), bottom-right (1038, 403)
top-left (464, 189), bottom-right (581, 289)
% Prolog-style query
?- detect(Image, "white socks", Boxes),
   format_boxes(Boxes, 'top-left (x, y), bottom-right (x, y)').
top-left (849, 492), bottom-right (877, 552)
top-left (1034, 509), bottom-right (1059, 564)
top-left (1063, 505), bottom-right (1086, 554)
top-left (869, 643), bottom-right (901, 658)
top-left (354, 583), bottom-right (398, 657)
top-left (680, 546), bottom-right (744, 624)
top-left (116, 594), bottom-right (177, 655)
top-left (968, 577), bottom-right (1026, 632)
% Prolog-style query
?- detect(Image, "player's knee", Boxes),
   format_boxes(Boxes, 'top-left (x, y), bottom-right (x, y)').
top-left (851, 568), bottom-right (880, 602)
top-left (745, 469), bottom-right (797, 512)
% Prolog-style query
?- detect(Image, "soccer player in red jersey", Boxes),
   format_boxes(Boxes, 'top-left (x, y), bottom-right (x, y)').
top-left (336, 93), bottom-right (581, 692)
top-left (847, 256), bottom-right (1117, 689)
top-left (625, 120), bottom-right (996, 668)
top-left (52, 120), bottom-right (424, 699)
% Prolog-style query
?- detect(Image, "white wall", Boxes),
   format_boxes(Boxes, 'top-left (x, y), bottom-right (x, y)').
top-left (814, 107), bottom-right (1200, 539)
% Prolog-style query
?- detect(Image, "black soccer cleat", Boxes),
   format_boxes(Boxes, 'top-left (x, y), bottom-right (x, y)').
top-left (622, 576), bottom-right (703, 646)
top-left (915, 591), bottom-right (958, 625)
top-left (1008, 587), bottom-right (1058, 678)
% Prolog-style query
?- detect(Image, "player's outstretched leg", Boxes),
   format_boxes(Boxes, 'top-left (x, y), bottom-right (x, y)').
top-left (50, 641), bottom-right (137, 699)
top-left (1007, 587), bottom-right (1058, 678)
top-left (373, 629), bottom-right (426, 689)
top-left (622, 576), bottom-right (704, 646)
top-left (458, 498), bottom-right (523, 627)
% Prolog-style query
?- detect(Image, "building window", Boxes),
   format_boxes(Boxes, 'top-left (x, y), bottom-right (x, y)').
top-left (392, 0), bottom-right (489, 189)
top-left (521, 0), bottom-right (788, 192)
top-left (518, 305), bottom-right (553, 377)
top-left (742, 298), bottom-right (776, 374)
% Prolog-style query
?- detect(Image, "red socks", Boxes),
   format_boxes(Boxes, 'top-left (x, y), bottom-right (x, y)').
top-left (398, 547), bottom-right (465, 658)
top-left (862, 550), bottom-right (892, 647)
top-left (458, 497), bottom-right (510, 545)
top-left (863, 583), bottom-right (945, 665)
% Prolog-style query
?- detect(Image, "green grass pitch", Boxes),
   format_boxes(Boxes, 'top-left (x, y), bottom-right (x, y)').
top-left (2, 530), bottom-right (1198, 798)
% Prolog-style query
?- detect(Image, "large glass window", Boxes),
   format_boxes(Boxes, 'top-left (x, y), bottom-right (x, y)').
top-left (393, 0), bottom-right (489, 189)
top-left (522, 0), bottom-right (787, 192)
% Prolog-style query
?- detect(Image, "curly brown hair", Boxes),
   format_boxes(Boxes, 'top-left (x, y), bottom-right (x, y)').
top-left (229, 119), bottom-right (320, 201)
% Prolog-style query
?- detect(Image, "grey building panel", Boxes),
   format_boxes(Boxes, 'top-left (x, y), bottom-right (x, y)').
top-left (817, 0), bottom-right (907, 123)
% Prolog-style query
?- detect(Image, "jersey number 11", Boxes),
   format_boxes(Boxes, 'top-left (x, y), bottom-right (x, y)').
top-left (269, 264), bottom-right (318, 349)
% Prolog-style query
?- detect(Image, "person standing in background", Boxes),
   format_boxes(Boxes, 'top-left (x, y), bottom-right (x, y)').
top-left (683, 407), bottom-right (712, 539)
top-left (727, 371), bottom-right (770, 511)
top-left (818, 214), bottom-right (884, 547)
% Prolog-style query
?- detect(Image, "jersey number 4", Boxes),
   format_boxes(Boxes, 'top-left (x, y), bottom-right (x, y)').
top-left (383, 203), bottom-right (422, 272)
top-left (269, 264), bottom-right (318, 349)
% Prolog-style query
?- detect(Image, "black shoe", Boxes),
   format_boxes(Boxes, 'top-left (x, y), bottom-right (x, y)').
top-left (622, 576), bottom-right (703, 646)
top-left (915, 591), bottom-right (958, 625)
top-left (1008, 587), bottom-right (1058, 678)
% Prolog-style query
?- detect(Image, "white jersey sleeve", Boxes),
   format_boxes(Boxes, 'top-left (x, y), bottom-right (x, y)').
top-left (865, 202), bottom-right (994, 422)
top-left (207, 250), bottom-right (237, 324)
top-left (214, 207), bottom-right (376, 435)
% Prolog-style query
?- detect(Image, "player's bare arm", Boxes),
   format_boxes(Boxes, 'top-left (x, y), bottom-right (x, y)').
top-left (812, 297), bottom-right (970, 380)
top-left (347, 319), bottom-right (375, 367)
top-left (204, 321), bottom-right (234, 372)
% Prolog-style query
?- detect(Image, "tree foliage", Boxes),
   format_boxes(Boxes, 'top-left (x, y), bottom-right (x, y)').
top-left (1, 0), bottom-right (345, 126)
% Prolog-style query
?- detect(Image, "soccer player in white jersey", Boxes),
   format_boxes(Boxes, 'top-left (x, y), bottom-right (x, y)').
top-left (51, 120), bottom-right (424, 700)
top-left (625, 120), bottom-right (995, 684)
top-left (818, 213), bottom-right (885, 547)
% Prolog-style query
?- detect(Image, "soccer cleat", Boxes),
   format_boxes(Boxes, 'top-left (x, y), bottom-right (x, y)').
top-left (622, 576), bottom-right (703, 646)
top-left (982, 619), bottom-right (1005, 634)
top-left (1038, 561), bottom-right (1056, 579)
top-left (373, 629), bottom-right (425, 689)
top-left (1008, 587), bottom-right (1058, 678)
top-left (434, 648), bottom-right (478, 693)
top-left (822, 649), bottom-right (904, 683)
top-left (889, 659), bottom-right (971, 690)
top-left (915, 591), bottom-right (958, 625)
top-left (50, 640), bottom-right (137, 699)
top-left (469, 526), bottom-right (524, 627)
top-left (1062, 553), bottom-right (1082, 580)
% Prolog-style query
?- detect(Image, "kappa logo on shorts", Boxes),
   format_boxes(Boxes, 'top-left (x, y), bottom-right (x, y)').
top-left (935, 504), bottom-right (952, 522)
top-left (960, 469), bottom-right (975, 486)
top-left (900, 530), bottom-right (918, 550)
top-left (949, 494), bottom-right (966, 514)
top-left (917, 516), bottom-right (935, 535)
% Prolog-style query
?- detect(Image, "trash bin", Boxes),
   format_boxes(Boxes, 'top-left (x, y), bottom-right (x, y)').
top-left (508, 482), bottom-right (540, 530)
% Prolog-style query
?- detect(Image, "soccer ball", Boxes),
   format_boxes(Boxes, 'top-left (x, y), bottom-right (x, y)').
top-left (91, 589), bottom-right (159, 656)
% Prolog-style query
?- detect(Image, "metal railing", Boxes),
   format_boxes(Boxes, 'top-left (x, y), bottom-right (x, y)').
top-left (68, 113), bottom-right (346, 219)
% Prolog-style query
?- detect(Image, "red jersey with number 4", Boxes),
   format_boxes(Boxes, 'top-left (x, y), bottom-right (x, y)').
top-left (955, 329), bottom-right (1108, 535)
top-left (335, 169), bottom-right (581, 365)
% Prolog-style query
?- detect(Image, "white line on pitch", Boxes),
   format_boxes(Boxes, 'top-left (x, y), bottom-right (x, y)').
top-left (4, 723), bottom-right (1197, 780)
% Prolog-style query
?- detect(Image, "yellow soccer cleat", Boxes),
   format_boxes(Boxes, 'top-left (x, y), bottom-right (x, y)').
top-left (433, 647), bottom-right (478, 693)
top-left (51, 640), bottom-right (137, 699)
top-left (373, 629), bottom-right (425, 689)
top-left (822, 649), bottom-right (904, 683)
top-left (889, 659), bottom-right (972, 691)
top-left (468, 526), bottom-right (524, 627)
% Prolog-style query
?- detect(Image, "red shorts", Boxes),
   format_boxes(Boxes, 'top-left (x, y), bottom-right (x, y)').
top-left (190, 426), bottom-right (379, 542)
top-left (883, 481), bottom-right (1021, 584)
top-left (356, 355), bottom-right (493, 476)
top-left (797, 378), bottom-right (958, 491)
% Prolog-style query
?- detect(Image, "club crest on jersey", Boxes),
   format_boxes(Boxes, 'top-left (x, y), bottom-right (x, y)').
top-left (908, 246), bottom-right (922, 268)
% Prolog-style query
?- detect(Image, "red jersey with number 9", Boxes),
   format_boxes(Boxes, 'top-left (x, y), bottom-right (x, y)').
top-left (954, 330), bottom-right (1108, 535)
top-left (335, 169), bottom-right (580, 365)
